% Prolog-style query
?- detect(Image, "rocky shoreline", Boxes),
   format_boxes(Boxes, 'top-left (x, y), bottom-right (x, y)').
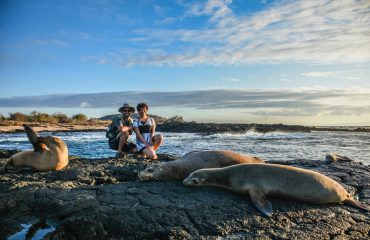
top-left (1, 121), bottom-right (369, 134)
top-left (0, 150), bottom-right (369, 239)
top-left (157, 122), bottom-right (312, 134)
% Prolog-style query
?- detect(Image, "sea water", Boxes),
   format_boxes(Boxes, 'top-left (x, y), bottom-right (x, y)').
top-left (0, 130), bottom-right (369, 164)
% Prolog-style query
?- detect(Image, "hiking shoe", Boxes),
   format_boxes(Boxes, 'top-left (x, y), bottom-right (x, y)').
top-left (115, 152), bottom-right (126, 158)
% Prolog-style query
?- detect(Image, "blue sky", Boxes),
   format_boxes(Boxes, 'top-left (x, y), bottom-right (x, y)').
top-left (0, 0), bottom-right (369, 125)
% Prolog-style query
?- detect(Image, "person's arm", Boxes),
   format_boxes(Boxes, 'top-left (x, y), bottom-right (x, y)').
top-left (149, 118), bottom-right (156, 145)
top-left (118, 118), bottom-right (133, 132)
top-left (119, 125), bottom-right (132, 132)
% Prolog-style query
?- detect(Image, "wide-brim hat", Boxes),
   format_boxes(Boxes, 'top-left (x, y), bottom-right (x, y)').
top-left (118, 103), bottom-right (135, 113)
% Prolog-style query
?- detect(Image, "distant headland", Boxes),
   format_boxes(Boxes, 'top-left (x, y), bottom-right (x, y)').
top-left (0, 111), bottom-right (369, 134)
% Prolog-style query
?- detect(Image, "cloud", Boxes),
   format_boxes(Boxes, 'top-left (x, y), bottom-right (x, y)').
top-left (88, 0), bottom-right (370, 67)
top-left (301, 71), bottom-right (361, 81)
top-left (223, 77), bottom-right (240, 82)
top-left (80, 102), bottom-right (91, 108)
top-left (301, 71), bottom-right (345, 78)
top-left (1, 88), bottom-right (369, 118)
top-left (186, 0), bottom-right (234, 25)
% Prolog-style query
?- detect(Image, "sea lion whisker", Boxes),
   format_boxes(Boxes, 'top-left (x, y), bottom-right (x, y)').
top-left (152, 176), bottom-right (160, 181)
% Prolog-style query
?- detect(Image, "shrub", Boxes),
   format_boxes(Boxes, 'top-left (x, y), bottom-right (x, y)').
top-left (52, 113), bottom-right (71, 123)
top-left (72, 113), bottom-right (88, 122)
top-left (38, 113), bottom-right (58, 123)
top-left (28, 111), bottom-right (58, 123)
top-left (28, 111), bottom-right (40, 122)
top-left (9, 112), bottom-right (27, 122)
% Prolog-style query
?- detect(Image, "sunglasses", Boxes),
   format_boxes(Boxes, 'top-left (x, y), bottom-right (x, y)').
top-left (122, 110), bottom-right (131, 113)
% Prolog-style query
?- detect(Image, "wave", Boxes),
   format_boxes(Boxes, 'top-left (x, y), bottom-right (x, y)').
top-left (0, 131), bottom-right (369, 164)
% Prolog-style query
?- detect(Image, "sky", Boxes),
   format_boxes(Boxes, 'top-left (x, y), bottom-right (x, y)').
top-left (0, 0), bottom-right (369, 125)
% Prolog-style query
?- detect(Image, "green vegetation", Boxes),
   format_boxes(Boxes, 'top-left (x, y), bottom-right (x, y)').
top-left (72, 113), bottom-right (88, 122)
top-left (9, 112), bottom-right (28, 122)
top-left (0, 111), bottom-right (185, 125)
top-left (1, 112), bottom-right (91, 124)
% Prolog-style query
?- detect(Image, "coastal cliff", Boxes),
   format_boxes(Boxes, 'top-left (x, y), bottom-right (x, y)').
top-left (0, 150), bottom-right (369, 239)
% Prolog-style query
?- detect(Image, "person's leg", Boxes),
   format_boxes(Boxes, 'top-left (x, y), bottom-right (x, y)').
top-left (142, 148), bottom-right (157, 160)
top-left (123, 143), bottom-right (137, 154)
top-left (152, 134), bottom-right (163, 151)
top-left (117, 132), bottom-right (129, 154)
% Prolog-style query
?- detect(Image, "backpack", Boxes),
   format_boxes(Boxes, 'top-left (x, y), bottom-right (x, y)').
top-left (106, 121), bottom-right (118, 139)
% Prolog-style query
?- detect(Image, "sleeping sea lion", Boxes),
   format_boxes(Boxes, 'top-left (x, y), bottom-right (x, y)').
top-left (325, 154), bottom-right (353, 163)
top-left (3, 124), bottom-right (69, 171)
top-left (138, 150), bottom-right (264, 181)
top-left (183, 163), bottom-right (370, 217)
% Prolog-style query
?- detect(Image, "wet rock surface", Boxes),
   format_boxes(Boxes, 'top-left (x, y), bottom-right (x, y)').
top-left (0, 150), bottom-right (369, 239)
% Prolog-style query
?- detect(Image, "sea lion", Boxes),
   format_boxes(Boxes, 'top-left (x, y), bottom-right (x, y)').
top-left (3, 124), bottom-right (69, 171)
top-left (325, 154), bottom-right (353, 163)
top-left (183, 163), bottom-right (370, 217)
top-left (138, 150), bottom-right (264, 181)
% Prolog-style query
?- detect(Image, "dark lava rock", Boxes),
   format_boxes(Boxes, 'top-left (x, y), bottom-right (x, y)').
top-left (157, 122), bottom-right (311, 134)
top-left (0, 150), bottom-right (369, 239)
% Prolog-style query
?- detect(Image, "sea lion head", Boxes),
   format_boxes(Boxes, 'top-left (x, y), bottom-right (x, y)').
top-left (183, 169), bottom-right (211, 186)
top-left (138, 165), bottom-right (165, 181)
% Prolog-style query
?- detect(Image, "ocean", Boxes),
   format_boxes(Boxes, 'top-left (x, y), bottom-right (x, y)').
top-left (1, 130), bottom-right (369, 164)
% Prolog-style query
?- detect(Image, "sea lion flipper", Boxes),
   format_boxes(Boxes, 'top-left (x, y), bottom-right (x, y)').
top-left (249, 188), bottom-right (272, 217)
top-left (344, 199), bottom-right (370, 211)
top-left (23, 124), bottom-right (43, 152)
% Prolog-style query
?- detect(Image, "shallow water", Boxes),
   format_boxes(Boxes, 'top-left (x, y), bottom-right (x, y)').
top-left (0, 130), bottom-right (369, 164)
top-left (7, 221), bottom-right (55, 240)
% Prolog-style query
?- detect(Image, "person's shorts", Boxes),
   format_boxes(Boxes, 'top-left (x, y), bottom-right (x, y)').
top-left (136, 135), bottom-right (159, 153)
top-left (108, 138), bottom-right (136, 153)
top-left (137, 146), bottom-right (146, 153)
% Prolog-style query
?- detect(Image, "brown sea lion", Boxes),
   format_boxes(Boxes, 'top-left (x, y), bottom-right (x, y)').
top-left (325, 154), bottom-right (353, 163)
top-left (183, 163), bottom-right (370, 217)
top-left (138, 150), bottom-right (264, 181)
top-left (3, 124), bottom-right (69, 171)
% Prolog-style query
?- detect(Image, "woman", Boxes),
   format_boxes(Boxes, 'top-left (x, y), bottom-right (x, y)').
top-left (133, 102), bottom-right (163, 159)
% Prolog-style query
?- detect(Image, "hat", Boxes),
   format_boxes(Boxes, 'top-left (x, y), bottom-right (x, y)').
top-left (118, 103), bottom-right (135, 113)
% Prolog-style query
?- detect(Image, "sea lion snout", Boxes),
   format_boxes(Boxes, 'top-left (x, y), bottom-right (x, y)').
top-left (183, 171), bottom-right (204, 186)
top-left (138, 166), bottom-right (159, 181)
top-left (138, 171), bottom-right (152, 181)
top-left (183, 177), bottom-right (199, 186)
top-left (182, 177), bottom-right (191, 185)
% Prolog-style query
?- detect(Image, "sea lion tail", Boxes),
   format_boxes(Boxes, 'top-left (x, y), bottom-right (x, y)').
top-left (344, 199), bottom-right (370, 211)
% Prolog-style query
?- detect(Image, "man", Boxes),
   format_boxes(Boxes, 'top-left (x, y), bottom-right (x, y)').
top-left (132, 102), bottom-right (163, 160)
top-left (108, 103), bottom-right (136, 158)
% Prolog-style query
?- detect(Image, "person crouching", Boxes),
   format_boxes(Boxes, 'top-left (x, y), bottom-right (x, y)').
top-left (108, 103), bottom-right (137, 158)
top-left (133, 102), bottom-right (163, 160)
